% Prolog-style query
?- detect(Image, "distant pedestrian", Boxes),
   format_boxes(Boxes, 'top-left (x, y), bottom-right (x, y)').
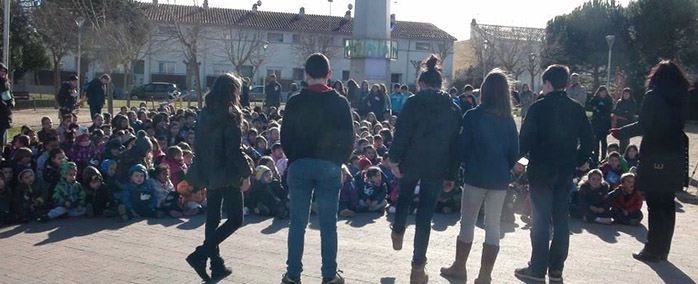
top-left (83, 74), bottom-right (111, 119)
top-left (0, 63), bottom-right (14, 149)
top-left (56, 75), bottom-right (79, 119)
top-left (566, 73), bottom-right (587, 107)
top-left (265, 74), bottom-right (282, 108)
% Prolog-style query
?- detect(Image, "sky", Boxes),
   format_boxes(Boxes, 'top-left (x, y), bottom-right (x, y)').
top-left (147, 0), bottom-right (633, 41)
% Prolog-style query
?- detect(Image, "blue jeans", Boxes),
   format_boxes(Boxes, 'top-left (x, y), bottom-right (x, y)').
top-left (391, 177), bottom-right (443, 265)
top-left (528, 174), bottom-right (572, 276)
top-left (285, 158), bottom-right (342, 278)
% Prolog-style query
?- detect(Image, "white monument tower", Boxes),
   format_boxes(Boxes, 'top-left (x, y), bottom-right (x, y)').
top-left (346, 0), bottom-right (396, 84)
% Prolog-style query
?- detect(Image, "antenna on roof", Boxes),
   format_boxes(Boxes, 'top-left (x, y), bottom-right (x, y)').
top-left (390, 14), bottom-right (396, 31)
top-left (299, 7), bottom-right (305, 17)
top-left (251, 3), bottom-right (258, 13)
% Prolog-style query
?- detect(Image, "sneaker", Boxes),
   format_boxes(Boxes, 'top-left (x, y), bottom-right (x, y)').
top-left (86, 204), bottom-right (95, 217)
top-left (322, 271), bottom-right (345, 284)
top-left (339, 209), bottom-right (355, 218)
top-left (594, 217), bottom-right (613, 224)
top-left (118, 204), bottom-right (129, 222)
top-left (280, 273), bottom-right (301, 284)
top-left (514, 267), bottom-right (545, 282)
top-left (211, 266), bottom-right (232, 281)
top-left (548, 270), bottom-right (563, 282)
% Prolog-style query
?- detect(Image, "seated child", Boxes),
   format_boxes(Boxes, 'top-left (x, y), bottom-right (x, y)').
top-left (160, 146), bottom-right (187, 187)
top-left (100, 159), bottom-right (120, 208)
top-left (600, 151), bottom-right (624, 189)
top-left (504, 158), bottom-right (530, 223)
top-left (176, 180), bottom-right (206, 216)
top-left (118, 164), bottom-right (161, 221)
top-left (13, 168), bottom-right (48, 222)
top-left (576, 169), bottom-right (613, 224)
top-left (250, 165), bottom-right (287, 219)
top-left (338, 164), bottom-right (358, 218)
top-left (83, 166), bottom-right (111, 217)
top-left (0, 174), bottom-right (20, 224)
top-left (41, 162), bottom-right (87, 221)
top-left (609, 173), bottom-right (643, 226)
top-left (150, 164), bottom-right (196, 218)
top-left (44, 148), bottom-right (67, 199)
top-left (356, 166), bottom-right (388, 213)
top-left (623, 145), bottom-right (639, 171)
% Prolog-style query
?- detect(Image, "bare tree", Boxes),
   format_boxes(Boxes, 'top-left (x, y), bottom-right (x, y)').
top-left (31, 0), bottom-right (77, 93)
top-left (431, 40), bottom-right (453, 66)
top-left (291, 33), bottom-right (339, 66)
top-left (219, 28), bottom-right (269, 76)
top-left (471, 21), bottom-right (544, 81)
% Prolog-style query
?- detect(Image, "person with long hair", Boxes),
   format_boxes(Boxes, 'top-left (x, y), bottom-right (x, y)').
top-left (389, 54), bottom-right (461, 283)
top-left (612, 60), bottom-right (690, 262)
top-left (185, 73), bottom-right (253, 282)
top-left (588, 86), bottom-right (614, 163)
top-left (0, 63), bottom-right (13, 151)
top-left (612, 87), bottom-right (636, 152)
top-left (441, 69), bottom-right (519, 284)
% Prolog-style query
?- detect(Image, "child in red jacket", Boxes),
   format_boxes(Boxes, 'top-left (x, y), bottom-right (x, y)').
top-left (609, 173), bottom-right (643, 226)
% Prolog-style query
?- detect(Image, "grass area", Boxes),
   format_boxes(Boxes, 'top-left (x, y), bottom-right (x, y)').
top-left (13, 93), bottom-right (204, 111)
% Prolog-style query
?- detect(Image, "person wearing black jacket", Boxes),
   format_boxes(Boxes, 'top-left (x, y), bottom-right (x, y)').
top-left (83, 74), bottom-right (111, 119)
top-left (264, 74), bottom-right (282, 108)
top-left (612, 60), bottom-right (690, 263)
top-left (389, 55), bottom-right (461, 284)
top-left (0, 63), bottom-right (14, 150)
top-left (612, 88), bottom-right (636, 152)
top-left (185, 73), bottom-right (253, 283)
top-left (280, 53), bottom-right (354, 284)
top-left (587, 86), bottom-right (613, 163)
top-left (56, 75), bottom-right (79, 119)
top-left (515, 65), bottom-right (593, 283)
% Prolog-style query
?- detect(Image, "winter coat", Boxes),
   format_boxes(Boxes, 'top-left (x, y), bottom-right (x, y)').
top-left (0, 77), bottom-right (14, 129)
top-left (390, 89), bottom-right (462, 181)
top-left (121, 165), bottom-right (157, 210)
top-left (578, 183), bottom-right (611, 211)
top-left (609, 187), bottom-right (643, 213)
top-left (84, 78), bottom-right (106, 107)
top-left (616, 88), bottom-right (689, 192)
top-left (588, 95), bottom-right (614, 135)
top-left (612, 99), bottom-right (636, 127)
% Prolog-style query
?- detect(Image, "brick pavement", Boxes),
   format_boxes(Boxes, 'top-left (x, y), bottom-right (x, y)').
top-left (1, 190), bottom-right (697, 284)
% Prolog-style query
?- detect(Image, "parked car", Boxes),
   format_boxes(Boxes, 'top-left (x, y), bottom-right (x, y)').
top-left (250, 85), bottom-right (265, 102)
top-left (130, 82), bottom-right (181, 101)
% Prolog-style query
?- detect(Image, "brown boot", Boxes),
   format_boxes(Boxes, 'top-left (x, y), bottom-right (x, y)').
top-left (474, 243), bottom-right (500, 284)
top-left (391, 231), bottom-right (404, 251)
top-left (440, 239), bottom-right (472, 280)
top-left (410, 262), bottom-right (429, 284)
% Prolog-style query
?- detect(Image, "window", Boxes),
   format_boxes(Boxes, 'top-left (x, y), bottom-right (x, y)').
top-left (292, 68), bottom-right (305, 81)
top-left (236, 66), bottom-right (253, 79)
top-left (133, 60), bottom-right (145, 74)
top-left (391, 73), bottom-right (403, 84)
top-left (292, 34), bottom-right (301, 44)
top-left (158, 61), bottom-right (176, 74)
top-left (267, 68), bottom-right (282, 78)
top-left (415, 42), bottom-right (431, 51)
top-left (268, 32), bottom-right (284, 43)
top-left (213, 63), bottom-right (231, 74)
top-left (342, 71), bottom-right (350, 81)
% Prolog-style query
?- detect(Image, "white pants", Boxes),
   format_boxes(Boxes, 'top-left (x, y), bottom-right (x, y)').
top-left (458, 183), bottom-right (507, 245)
top-left (48, 206), bottom-right (87, 219)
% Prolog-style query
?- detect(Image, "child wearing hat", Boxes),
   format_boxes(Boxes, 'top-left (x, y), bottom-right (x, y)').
top-left (115, 130), bottom-right (152, 188)
top-left (118, 164), bottom-right (161, 221)
top-left (13, 168), bottom-right (48, 221)
top-left (68, 126), bottom-right (97, 177)
top-left (41, 162), bottom-right (86, 221)
top-left (250, 165), bottom-right (287, 218)
top-left (505, 157), bottom-right (530, 223)
top-left (83, 166), bottom-right (111, 217)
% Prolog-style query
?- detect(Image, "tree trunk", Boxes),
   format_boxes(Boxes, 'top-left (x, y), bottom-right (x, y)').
top-left (123, 61), bottom-right (132, 107)
top-left (53, 56), bottom-right (61, 109)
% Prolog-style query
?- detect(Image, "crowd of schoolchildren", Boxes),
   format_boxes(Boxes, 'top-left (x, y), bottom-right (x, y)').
top-left (0, 79), bottom-right (644, 230)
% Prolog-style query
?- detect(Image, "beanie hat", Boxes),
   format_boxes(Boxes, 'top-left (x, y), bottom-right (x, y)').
top-left (357, 156), bottom-right (372, 171)
top-left (100, 159), bottom-right (116, 174)
top-left (83, 165), bottom-right (103, 184)
top-left (106, 138), bottom-right (122, 151)
top-left (121, 131), bottom-right (137, 147)
top-left (133, 130), bottom-right (153, 157)
top-left (60, 162), bottom-right (78, 180)
top-left (17, 168), bottom-right (34, 182)
top-left (128, 164), bottom-right (149, 180)
top-left (254, 165), bottom-right (271, 181)
top-left (76, 126), bottom-right (89, 139)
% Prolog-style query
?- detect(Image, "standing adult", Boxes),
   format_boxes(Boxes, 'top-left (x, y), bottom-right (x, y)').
top-left (185, 73), bottom-right (253, 282)
top-left (0, 63), bottom-right (14, 149)
top-left (612, 60), bottom-right (690, 263)
top-left (566, 73), bottom-right (587, 107)
top-left (265, 74), bottom-right (282, 108)
top-left (389, 54), bottom-right (461, 284)
top-left (240, 77), bottom-right (251, 108)
top-left (514, 65), bottom-right (593, 283)
top-left (441, 69), bottom-right (519, 284)
top-left (612, 87), bottom-right (636, 153)
top-left (56, 75), bottom-right (80, 119)
top-left (588, 86), bottom-right (614, 163)
top-left (280, 53), bottom-right (354, 284)
top-left (366, 84), bottom-right (386, 121)
top-left (519, 83), bottom-right (535, 120)
top-left (83, 74), bottom-right (111, 119)
top-left (346, 79), bottom-right (361, 110)
top-left (358, 80), bottom-right (371, 117)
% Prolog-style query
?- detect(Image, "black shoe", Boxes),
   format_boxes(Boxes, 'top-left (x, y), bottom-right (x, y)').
top-left (322, 271), bottom-right (345, 284)
top-left (632, 251), bottom-right (661, 263)
top-left (281, 273), bottom-right (301, 284)
top-left (186, 252), bottom-right (211, 282)
top-left (210, 266), bottom-right (232, 281)
top-left (548, 269), bottom-right (563, 282)
top-left (514, 267), bottom-right (545, 282)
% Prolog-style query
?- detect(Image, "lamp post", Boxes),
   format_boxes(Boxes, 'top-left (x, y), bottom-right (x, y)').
top-left (76, 16), bottom-right (85, 93)
top-left (261, 40), bottom-right (269, 94)
top-left (529, 53), bottom-right (536, 90)
top-left (482, 40), bottom-right (489, 83)
top-left (328, 0), bottom-right (333, 15)
top-left (605, 35), bottom-right (615, 87)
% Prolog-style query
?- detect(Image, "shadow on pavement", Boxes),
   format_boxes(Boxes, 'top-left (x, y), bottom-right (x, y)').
top-left (432, 212), bottom-right (460, 232)
top-left (30, 216), bottom-right (126, 246)
top-left (643, 260), bottom-right (697, 284)
top-left (261, 218), bottom-right (289, 234)
top-left (343, 212), bottom-right (385, 228)
top-left (379, 277), bottom-right (396, 284)
top-left (175, 215), bottom-right (206, 230)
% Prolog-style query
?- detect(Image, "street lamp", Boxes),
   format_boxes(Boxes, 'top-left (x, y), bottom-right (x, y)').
top-left (76, 16), bottom-right (85, 93)
top-left (482, 40), bottom-right (489, 83)
top-left (605, 35), bottom-right (615, 88)
top-left (261, 41), bottom-right (269, 93)
top-left (529, 53), bottom-right (537, 90)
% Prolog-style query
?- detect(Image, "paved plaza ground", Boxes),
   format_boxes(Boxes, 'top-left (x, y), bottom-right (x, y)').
top-left (1, 108), bottom-right (697, 283)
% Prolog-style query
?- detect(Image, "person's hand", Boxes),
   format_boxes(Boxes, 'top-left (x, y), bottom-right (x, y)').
top-left (241, 177), bottom-right (251, 192)
top-left (609, 128), bottom-right (620, 139)
top-left (391, 165), bottom-right (403, 179)
top-left (443, 181), bottom-right (455, 192)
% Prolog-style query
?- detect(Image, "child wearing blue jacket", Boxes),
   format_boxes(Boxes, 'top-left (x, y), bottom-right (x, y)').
top-left (118, 164), bottom-right (161, 221)
top-left (357, 166), bottom-right (388, 212)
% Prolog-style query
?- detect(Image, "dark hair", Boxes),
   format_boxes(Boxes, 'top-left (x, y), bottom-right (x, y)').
top-left (362, 166), bottom-right (382, 180)
top-left (418, 54), bottom-right (443, 88)
top-left (271, 143), bottom-right (283, 151)
top-left (400, 84), bottom-right (408, 91)
top-left (646, 60), bottom-right (692, 92)
top-left (13, 134), bottom-right (30, 147)
top-left (14, 147), bottom-right (33, 161)
top-left (463, 84), bottom-right (474, 92)
top-left (165, 146), bottom-right (183, 160)
top-left (608, 151), bottom-right (621, 160)
top-left (69, 75), bottom-right (78, 81)
top-left (99, 74), bottom-right (111, 82)
top-left (620, 87), bottom-right (633, 101)
top-left (623, 144), bottom-right (639, 160)
top-left (305, 53), bottom-right (331, 79)
top-left (205, 73), bottom-right (243, 126)
top-left (153, 163), bottom-right (170, 178)
top-left (607, 142), bottom-right (619, 150)
top-left (480, 69), bottom-right (512, 117)
top-left (541, 64), bottom-right (570, 90)
top-left (449, 87), bottom-right (458, 94)
top-left (393, 83), bottom-right (401, 89)
top-left (593, 86), bottom-right (609, 99)
top-left (49, 148), bottom-right (65, 160)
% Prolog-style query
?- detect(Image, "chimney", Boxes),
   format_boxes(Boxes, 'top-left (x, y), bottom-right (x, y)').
top-left (203, 0), bottom-right (208, 9)
top-left (153, 0), bottom-right (158, 4)
top-left (299, 7), bottom-right (305, 17)
top-left (251, 3), bottom-right (258, 13)
top-left (344, 10), bottom-right (351, 20)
